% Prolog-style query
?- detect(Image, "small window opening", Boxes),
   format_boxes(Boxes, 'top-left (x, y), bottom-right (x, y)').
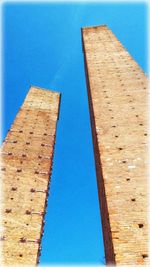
top-left (25, 210), bottom-right (31, 215)
top-left (30, 188), bottom-right (35, 193)
top-left (5, 209), bottom-right (12, 213)
top-left (20, 237), bottom-right (26, 243)
top-left (17, 169), bottom-right (22, 173)
top-left (11, 187), bottom-right (17, 191)
top-left (142, 254), bottom-right (148, 259)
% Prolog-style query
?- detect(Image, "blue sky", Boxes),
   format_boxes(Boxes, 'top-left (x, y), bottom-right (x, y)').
top-left (2, 2), bottom-right (147, 265)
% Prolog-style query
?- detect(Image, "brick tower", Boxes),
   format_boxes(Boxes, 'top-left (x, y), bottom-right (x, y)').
top-left (82, 25), bottom-right (149, 265)
top-left (0, 86), bottom-right (60, 265)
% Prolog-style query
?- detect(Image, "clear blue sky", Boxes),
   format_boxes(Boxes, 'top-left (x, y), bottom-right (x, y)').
top-left (2, 2), bottom-right (147, 265)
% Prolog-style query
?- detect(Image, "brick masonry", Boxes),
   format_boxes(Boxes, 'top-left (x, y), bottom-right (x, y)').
top-left (0, 86), bottom-right (60, 265)
top-left (82, 25), bottom-right (149, 265)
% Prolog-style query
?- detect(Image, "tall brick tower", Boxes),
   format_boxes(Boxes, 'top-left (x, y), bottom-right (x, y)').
top-left (82, 25), bottom-right (149, 265)
top-left (0, 86), bottom-right (60, 265)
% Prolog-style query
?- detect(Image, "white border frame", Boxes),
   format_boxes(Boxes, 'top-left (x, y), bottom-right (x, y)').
top-left (0, 1), bottom-right (149, 267)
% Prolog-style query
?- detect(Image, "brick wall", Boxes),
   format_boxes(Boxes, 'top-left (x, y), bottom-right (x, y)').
top-left (82, 25), bottom-right (149, 265)
top-left (0, 86), bottom-right (60, 265)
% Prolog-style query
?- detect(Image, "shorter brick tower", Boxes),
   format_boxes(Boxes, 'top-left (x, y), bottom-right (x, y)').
top-left (0, 86), bottom-right (60, 265)
top-left (82, 25), bottom-right (149, 265)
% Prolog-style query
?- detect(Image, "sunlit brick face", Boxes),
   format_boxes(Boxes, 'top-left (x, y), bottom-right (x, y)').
top-left (82, 25), bottom-right (149, 265)
top-left (1, 86), bottom-right (60, 265)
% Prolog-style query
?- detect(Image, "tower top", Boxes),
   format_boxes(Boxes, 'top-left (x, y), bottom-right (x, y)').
top-left (81, 24), bottom-right (108, 31)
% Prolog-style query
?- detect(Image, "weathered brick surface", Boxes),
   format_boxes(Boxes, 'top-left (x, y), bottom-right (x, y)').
top-left (82, 25), bottom-right (149, 265)
top-left (0, 86), bottom-right (60, 265)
